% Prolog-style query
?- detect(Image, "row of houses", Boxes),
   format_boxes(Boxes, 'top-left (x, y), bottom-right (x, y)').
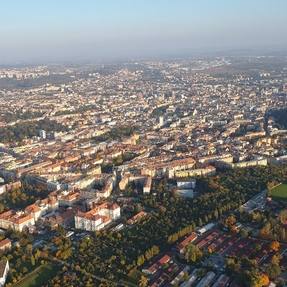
top-left (0, 189), bottom-right (81, 232)
top-left (141, 157), bottom-right (196, 178)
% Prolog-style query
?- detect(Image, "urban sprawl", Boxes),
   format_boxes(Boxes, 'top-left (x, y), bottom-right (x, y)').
top-left (0, 57), bottom-right (287, 287)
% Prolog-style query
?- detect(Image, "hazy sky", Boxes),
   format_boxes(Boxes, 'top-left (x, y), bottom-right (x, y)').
top-left (0, 0), bottom-right (287, 64)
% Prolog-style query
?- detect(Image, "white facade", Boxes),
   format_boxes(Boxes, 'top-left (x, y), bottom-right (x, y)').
top-left (75, 203), bottom-right (120, 232)
top-left (0, 260), bottom-right (9, 287)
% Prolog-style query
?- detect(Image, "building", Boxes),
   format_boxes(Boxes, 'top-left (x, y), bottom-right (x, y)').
top-left (175, 166), bottom-right (216, 178)
top-left (197, 223), bottom-right (215, 235)
top-left (177, 180), bottom-right (196, 190)
top-left (142, 254), bottom-right (171, 275)
top-left (0, 192), bottom-right (59, 232)
top-left (96, 176), bottom-right (116, 198)
top-left (25, 196), bottom-right (59, 221)
top-left (43, 208), bottom-right (75, 229)
top-left (198, 154), bottom-right (233, 165)
top-left (127, 211), bottom-right (147, 225)
top-left (212, 274), bottom-right (230, 287)
top-left (229, 158), bottom-right (268, 169)
top-left (176, 179), bottom-right (196, 198)
top-left (195, 271), bottom-right (215, 287)
top-left (141, 157), bottom-right (195, 178)
top-left (159, 115), bottom-right (165, 127)
top-left (180, 269), bottom-right (199, 287)
top-left (177, 232), bottom-right (198, 254)
top-left (39, 129), bottom-right (47, 139)
top-left (0, 210), bottom-right (35, 232)
top-left (119, 173), bottom-right (130, 191)
top-left (75, 202), bottom-right (120, 231)
top-left (0, 259), bottom-right (9, 287)
top-left (58, 191), bottom-right (80, 207)
top-left (0, 238), bottom-right (11, 252)
top-left (143, 177), bottom-right (152, 194)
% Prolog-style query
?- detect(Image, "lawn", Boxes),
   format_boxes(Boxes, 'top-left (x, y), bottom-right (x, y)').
top-left (270, 183), bottom-right (287, 200)
top-left (13, 263), bottom-right (58, 287)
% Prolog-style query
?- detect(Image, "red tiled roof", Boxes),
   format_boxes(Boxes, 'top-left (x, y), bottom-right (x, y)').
top-left (0, 238), bottom-right (11, 248)
top-left (158, 255), bottom-right (171, 265)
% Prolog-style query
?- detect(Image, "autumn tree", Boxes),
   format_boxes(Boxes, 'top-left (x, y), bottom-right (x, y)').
top-left (270, 241), bottom-right (280, 252)
top-left (139, 275), bottom-right (148, 287)
top-left (250, 272), bottom-right (269, 287)
top-left (184, 243), bottom-right (203, 263)
top-left (224, 214), bottom-right (236, 229)
top-left (271, 254), bottom-right (281, 265)
top-left (260, 274), bottom-right (270, 287)
top-left (260, 222), bottom-right (272, 238)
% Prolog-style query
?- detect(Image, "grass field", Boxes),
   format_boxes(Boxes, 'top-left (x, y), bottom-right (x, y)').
top-left (270, 183), bottom-right (287, 200)
top-left (13, 263), bottom-right (58, 287)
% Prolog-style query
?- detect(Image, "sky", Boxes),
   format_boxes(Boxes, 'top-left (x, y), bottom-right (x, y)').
top-left (0, 0), bottom-right (287, 64)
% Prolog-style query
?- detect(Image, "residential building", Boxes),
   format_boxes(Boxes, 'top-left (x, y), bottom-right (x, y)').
top-left (75, 202), bottom-right (120, 231)
top-left (0, 259), bottom-right (9, 287)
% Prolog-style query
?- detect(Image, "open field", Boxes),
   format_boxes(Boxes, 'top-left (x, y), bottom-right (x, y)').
top-left (270, 183), bottom-right (287, 200)
top-left (12, 263), bottom-right (57, 287)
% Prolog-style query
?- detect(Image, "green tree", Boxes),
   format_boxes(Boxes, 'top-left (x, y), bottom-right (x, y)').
top-left (184, 243), bottom-right (203, 263)
top-left (137, 255), bottom-right (145, 267)
top-left (31, 255), bottom-right (35, 266)
top-left (266, 263), bottom-right (281, 280)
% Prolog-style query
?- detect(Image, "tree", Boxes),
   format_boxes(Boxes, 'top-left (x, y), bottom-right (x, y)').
top-left (139, 275), bottom-right (148, 287)
top-left (214, 209), bottom-right (219, 220)
top-left (19, 165), bottom-right (287, 286)
top-left (250, 272), bottom-right (269, 287)
top-left (184, 243), bottom-right (203, 263)
top-left (271, 254), bottom-right (281, 265)
top-left (224, 214), bottom-right (236, 229)
top-left (31, 255), bottom-right (35, 266)
top-left (260, 222), bottom-right (271, 238)
top-left (280, 227), bottom-right (286, 241)
top-left (54, 236), bottom-right (72, 260)
top-left (255, 243), bottom-right (262, 252)
top-left (240, 228), bottom-right (249, 238)
top-left (260, 274), bottom-right (270, 287)
top-left (279, 209), bottom-right (287, 224)
top-left (137, 255), bottom-right (145, 267)
top-left (270, 241), bottom-right (280, 252)
top-left (144, 245), bottom-right (159, 261)
top-left (266, 263), bottom-right (281, 280)
top-left (198, 218), bottom-right (203, 227)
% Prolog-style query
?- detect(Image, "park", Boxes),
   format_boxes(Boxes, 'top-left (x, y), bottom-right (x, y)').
top-left (270, 183), bottom-right (287, 200)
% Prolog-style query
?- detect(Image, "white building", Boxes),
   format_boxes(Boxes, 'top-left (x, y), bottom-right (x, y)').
top-left (143, 177), bottom-right (152, 194)
top-left (0, 259), bottom-right (9, 287)
top-left (0, 210), bottom-right (35, 232)
top-left (39, 129), bottom-right (47, 139)
top-left (177, 179), bottom-right (196, 190)
top-left (75, 202), bottom-right (120, 232)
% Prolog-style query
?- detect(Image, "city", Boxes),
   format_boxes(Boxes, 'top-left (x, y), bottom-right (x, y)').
top-left (0, 56), bottom-right (286, 286)
top-left (0, 1), bottom-right (287, 287)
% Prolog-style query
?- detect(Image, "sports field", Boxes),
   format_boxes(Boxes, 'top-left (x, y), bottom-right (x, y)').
top-left (270, 183), bottom-right (287, 200)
